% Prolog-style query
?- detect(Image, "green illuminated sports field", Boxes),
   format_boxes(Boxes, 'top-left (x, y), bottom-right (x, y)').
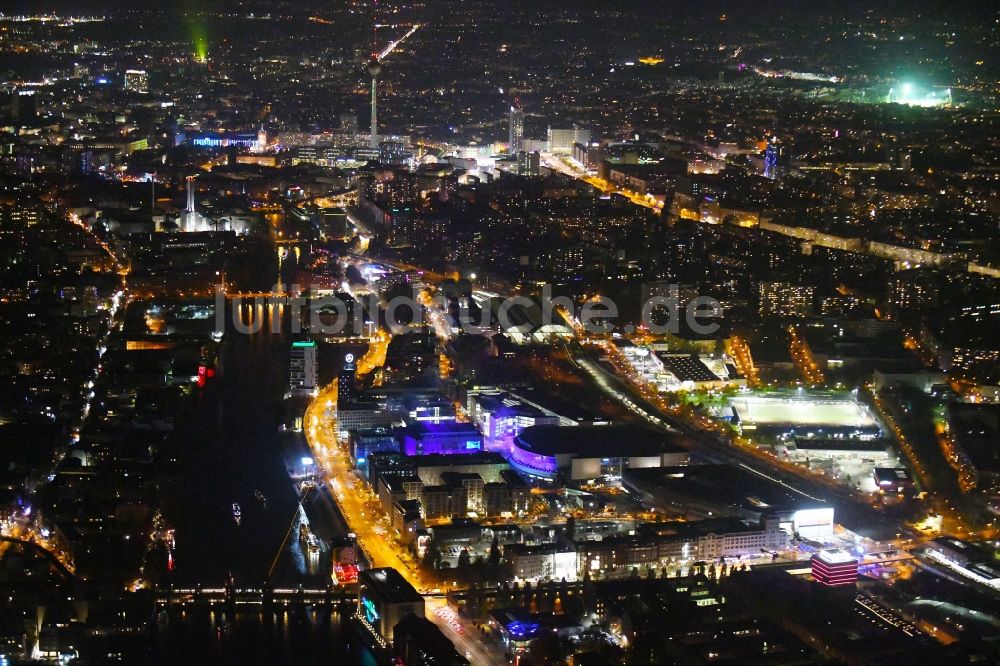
top-left (729, 396), bottom-right (877, 428)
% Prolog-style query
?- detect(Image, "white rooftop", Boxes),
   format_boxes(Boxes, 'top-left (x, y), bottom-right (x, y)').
top-left (816, 548), bottom-right (857, 565)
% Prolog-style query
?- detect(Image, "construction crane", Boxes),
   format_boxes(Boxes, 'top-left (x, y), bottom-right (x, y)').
top-left (367, 12), bottom-right (421, 151)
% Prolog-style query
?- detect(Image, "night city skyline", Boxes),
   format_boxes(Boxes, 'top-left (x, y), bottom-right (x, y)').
top-left (0, 1), bottom-right (999, 664)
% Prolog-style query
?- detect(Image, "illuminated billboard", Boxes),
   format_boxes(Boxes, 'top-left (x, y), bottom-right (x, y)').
top-left (332, 563), bottom-right (358, 585)
top-left (361, 595), bottom-right (380, 625)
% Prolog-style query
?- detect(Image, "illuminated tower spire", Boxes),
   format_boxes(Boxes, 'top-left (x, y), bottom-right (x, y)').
top-left (185, 175), bottom-right (196, 213)
top-left (369, 59), bottom-right (381, 150)
top-left (370, 0), bottom-right (380, 150)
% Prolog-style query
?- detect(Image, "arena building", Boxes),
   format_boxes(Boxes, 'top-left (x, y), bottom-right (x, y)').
top-left (508, 424), bottom-right (689, 482)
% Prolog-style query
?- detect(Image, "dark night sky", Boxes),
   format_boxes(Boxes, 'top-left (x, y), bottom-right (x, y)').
top-left (3, 0), bottom-right (997, 20)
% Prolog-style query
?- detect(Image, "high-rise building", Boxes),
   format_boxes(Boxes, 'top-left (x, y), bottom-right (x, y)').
top-left (547, 125), bottom-right (591, 154)
top-left (516, 150), bottom-right (540, 176)
top-left (764, 136), bottom-right (791, 179)
top-left (289, 340), bottom-right (318, 393)
top-left (378, 140), bottom-right (412, 166)
top-left (124, 69), bottom-right (149, 94)
top-left (339, 353), bottom-right (357, 407)
top-left (508, 103), bottom-right (525, 153)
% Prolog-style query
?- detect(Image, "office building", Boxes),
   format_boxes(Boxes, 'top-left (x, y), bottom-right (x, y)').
top-left (367, 452), bottom-right (417, 486)
top-left (411, 452), bottom-right (509, 486)
top-left (516, 151), bottom-right (540, 176)
top-left (420, 483), bottom-right (467, 520)
top-left (383, 328), bottom-right (438, 386)
top-left (505, 542), bottom-right (578, 582)
top-left (573, 516), bottom-right (789, 577)
top-left (502, 469), bottom-right (531, 513)
top-left (439, 471), bottom-right (484, 513)
top-left (400, 393), bottom-right (457, 424)
top-left (467, 389), bottom-right (561, 450)
top-left (289, 340), bottom-right (317, 393)
top-left (339, 353), bottom-right (358, 407)
top-left (350, 428), bottom-right (399, 465)
top-left (508, 103), bottom-right (525, 153)
top-left (640, 516), bottom-right (788, 562)
top-left (392, 499), bottom-right (423, 545)
top-left (547, 126), bottom-right (591, 154)
top-left (483, 482), bottom-right (515, 517)
top-left (379, 140), bottom-right (413, 166)
top-left (338, 402), bottom-right (392, 433)
top-left (358, 568), bottom-right (425, 646)
top-left (124, 69), bottom-right (149, 93)
top-left (396, 421), bottom-right (484, 456)
top-left (378, 472), bottom-right (424, 516)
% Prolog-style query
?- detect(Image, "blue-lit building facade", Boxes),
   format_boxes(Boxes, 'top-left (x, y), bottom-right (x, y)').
top-left (467, 389), bottom-right (562, 452)
top-left (488, 609), bottom-right (583, 656)
top-left (174, 130), bottom-right (263, 150)
top-left (350, 428), bottom-right (401, 472)
top-left (396, 421), bottom-right (484, 456)
top-left (508, 425), bottom-right (690, 483)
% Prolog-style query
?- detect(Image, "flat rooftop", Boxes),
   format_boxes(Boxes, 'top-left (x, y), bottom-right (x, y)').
top-left (410, 451), bottom-right (507, 467)
top-left (815, 548), bottom-right (857, 565)
top-left (396, 421), bottom-right (481, 437)
top-left (793, 437), bottom-right (886, 452)
top-left (359, 567), bottom-right (423, 604)
top-left (931, 536), bottom-right (975, 552)
top-left (658, 355), bottom-right (719, 383)
top-left (873, 467), bottom-right (912, 482)
top-left (946, 403), bottom-right (1000, 473)
top-left (624, 464), bottom-right (827, 515)
top-left (475, 392), bottom-right (549, 418)
top-left (638, 517), bottom-right (768, 539)
top-left (515, 424), bottom-right (686, 458)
